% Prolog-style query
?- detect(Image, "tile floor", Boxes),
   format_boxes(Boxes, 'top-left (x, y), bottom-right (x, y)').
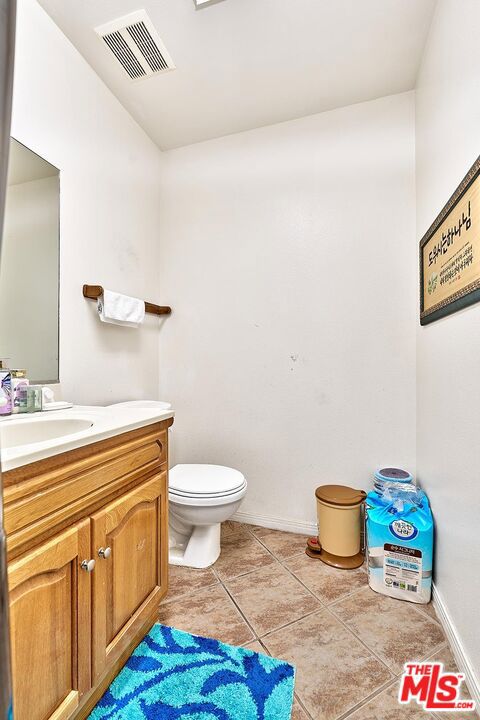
top-left (159, 522), bottom-right (476, 720)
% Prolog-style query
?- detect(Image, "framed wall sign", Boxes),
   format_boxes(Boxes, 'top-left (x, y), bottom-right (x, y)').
top-left (420, 155), bottom-right (480, 325)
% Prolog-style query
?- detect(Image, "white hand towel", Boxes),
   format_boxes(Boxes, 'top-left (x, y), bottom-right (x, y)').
top-left (97, 289), bottom-right (145, 327)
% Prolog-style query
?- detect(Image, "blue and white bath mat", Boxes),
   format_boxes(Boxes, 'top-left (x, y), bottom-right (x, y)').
top-left (88, 623), bottom-right (295, 719)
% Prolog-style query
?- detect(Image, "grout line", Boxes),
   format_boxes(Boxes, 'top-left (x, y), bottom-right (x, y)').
top-left (294, 692), bottom-right (314, 720)
top-left (336, 675), bottom-right (400, 720)
top-left (326, 585), bottom-right (371, 611)
top-left (221, 570), bottom-right (325, 643)
top-left (259, 611), bottom-right (323, 643)
top-left (322, 583), bottom-right (369, 607)
top-left (425, 641), bottom-right (448, 656)
top-left (257, 638), bottom-right (271, 655)
top-left (402, 601), bottom-right (444, 630)
top-left (211, 565), bottom-right (221, 581)
top-left (412, 602), bottom-right (442, 627)
top-left (327, 597), bottom-right (451, 681)
top-left (398, 639), bottom-right (453, 676)
top-left (240, 526), bottom-right (325, 605)
top-left (213, 558), bottom-right (278, 583)
top-left (280, 558), bottom-right (370, 608)
top-left (252, 526), bottom-right (373, 611)
top-left (322, 603), bottom-right (395, 674)
top-left (161, 578), bottom-right (220, 606)
top-left (220, 580), bottom-right (260, 642)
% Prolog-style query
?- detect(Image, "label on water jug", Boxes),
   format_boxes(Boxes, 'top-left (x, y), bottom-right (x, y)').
top-left (383, 543), bottom-right (422, 594)
top-left (389, 519), bottom-right (418, 541)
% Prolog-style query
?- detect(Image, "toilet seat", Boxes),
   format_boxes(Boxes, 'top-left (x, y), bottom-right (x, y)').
top-left (169, 464), bottom-right (246, 497)
top-left (169, 484), bottom-right (247, 506)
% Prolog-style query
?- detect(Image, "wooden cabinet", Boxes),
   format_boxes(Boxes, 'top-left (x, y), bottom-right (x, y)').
top-left (91, 473), bottom-right (168, 681)
top-left (3, 419), bottom-right (172, 720)
top-left (8, 521), bottom-right (91, 720)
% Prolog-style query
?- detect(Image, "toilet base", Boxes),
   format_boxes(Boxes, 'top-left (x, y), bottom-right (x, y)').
top-left (169, 522), bottom-right (221, 569)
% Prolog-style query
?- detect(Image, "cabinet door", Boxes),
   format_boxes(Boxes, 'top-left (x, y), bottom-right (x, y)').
top-left (8, 521), bottom-right (91, 720)
top-left (91, 472), bottom-right (167, 681)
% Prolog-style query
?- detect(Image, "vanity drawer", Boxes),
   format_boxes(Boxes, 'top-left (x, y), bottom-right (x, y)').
top-left (4, 423), bottom-right (169, 555)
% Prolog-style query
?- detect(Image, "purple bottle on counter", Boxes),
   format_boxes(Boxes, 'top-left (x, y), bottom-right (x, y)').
top-left (0, 369), bottom-right (12, 415)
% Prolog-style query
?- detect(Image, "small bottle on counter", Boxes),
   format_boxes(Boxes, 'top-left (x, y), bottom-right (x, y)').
top-left (0, 368), bottom-right (12, 416)
top-left (17, 384), bottom-right (29, 413)
top-left (11, 369), bottom-right (29, 414)
top-left (26, 385), bottom-right (43, 413)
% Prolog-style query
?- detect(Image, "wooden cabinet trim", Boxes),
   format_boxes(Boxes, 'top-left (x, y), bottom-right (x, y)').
top-left (3, 418), bottom-right (172, 490)
top-left (6, 443), bottom-right (162, 536)
top-left (47, 693), bottom-right (80, 720)
top-left (6, 464), bottom-right (166, 561)
top-left (91, 473), bottom-right (167, 682)
top-left (70, 611), bottom-right (158, 720)
top-left (76, 520), bottom-right (92, 698)
top-left (8, 525), bottom-right (79, 592)
top-left (105, 586), bottom-right (162, 670)
top-left (99, 474), bottom-right (162, 535)
top-left (8, 521), bottom-right (92, 720)
top-left (4, 430), bottom-right (168, 504)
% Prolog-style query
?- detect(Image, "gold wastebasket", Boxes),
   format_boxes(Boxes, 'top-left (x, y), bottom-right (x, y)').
top-left (309, 485), bottom-right (366, 569)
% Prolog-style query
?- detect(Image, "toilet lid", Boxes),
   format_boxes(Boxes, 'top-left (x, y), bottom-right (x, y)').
top-left (169, 464), bottom-right (246, 497)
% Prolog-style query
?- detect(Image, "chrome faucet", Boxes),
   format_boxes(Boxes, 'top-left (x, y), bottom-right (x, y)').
top-left (0, 1), bottom-right (16, 718)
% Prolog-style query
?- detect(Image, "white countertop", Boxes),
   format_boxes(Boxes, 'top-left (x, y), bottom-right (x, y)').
top-left (0, 404), bottom-right (174, 472)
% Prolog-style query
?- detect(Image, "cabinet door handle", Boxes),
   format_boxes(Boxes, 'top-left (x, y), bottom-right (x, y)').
top-left (98, 546), bottom-right (111, 559)
top-left (81, 559), bottom-right (96, 572)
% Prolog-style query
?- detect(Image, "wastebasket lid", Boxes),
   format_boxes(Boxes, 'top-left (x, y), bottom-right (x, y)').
top-left (315, 484), bottom-right (366, 506)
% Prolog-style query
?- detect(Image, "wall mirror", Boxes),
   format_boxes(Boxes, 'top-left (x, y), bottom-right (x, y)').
top-left (0, 139), bottom-right (60, 383)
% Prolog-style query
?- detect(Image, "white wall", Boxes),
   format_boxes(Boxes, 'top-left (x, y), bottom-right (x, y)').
top-left (9, 0), bottom-right (164, 404)
top-left (158, 92), bottom-right (417, 526)
top-left (416, 0), bottom-right (480, 686)
top-left (1, 176), bottom-right (59, 382)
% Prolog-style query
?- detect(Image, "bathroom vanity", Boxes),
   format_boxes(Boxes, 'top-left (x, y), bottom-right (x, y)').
top-left (1, 405), bottom-right (173, 720)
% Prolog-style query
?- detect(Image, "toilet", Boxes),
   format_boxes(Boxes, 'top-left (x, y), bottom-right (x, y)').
top-left (168, 464), bottom-right (247, 568)
top-left (107, 403), bottom-right (247, 568)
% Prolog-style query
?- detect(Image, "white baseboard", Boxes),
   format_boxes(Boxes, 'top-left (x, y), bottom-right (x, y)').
top-left (432, 583), bottom-right (480, 708)
top-left (231, 509), bottom-right (317, 536)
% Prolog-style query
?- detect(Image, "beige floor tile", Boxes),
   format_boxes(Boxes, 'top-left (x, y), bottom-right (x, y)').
top-left (214, 529), bottom-right (275, 580)
top-left (251, 526), bottom-right (309, 559)
top-left (347, 679), bottom-right (436, 719)
top-left (292, 699), bottom-right (311, 719)
top-left (428, 646), bottom-right (479, 719)
top-left (158, 584), bottom-right (254, 646)
top-left (331, 587), bottom-right (445, 674)
top-left (262, 609), bottom-right (392, 720)
top-left (167, 564), bottom-right (218, 600)
top-left (415, 601), bottom-right (438, 622)
top-left (221, 520), bottom-right (249, 538)
top-left (285, 553), bottom-right (368, 604)
top-left (226, 562), bottom-right (321, 636)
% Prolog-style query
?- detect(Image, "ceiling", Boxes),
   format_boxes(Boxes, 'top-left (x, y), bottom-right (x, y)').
top-left (37, 0), bottom-right (436, 150)
top-left (8, 139), bottom-right (59, 186)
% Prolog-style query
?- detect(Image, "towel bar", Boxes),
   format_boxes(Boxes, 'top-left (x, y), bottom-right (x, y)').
top-left (83, 284), bottom-right (171, 316)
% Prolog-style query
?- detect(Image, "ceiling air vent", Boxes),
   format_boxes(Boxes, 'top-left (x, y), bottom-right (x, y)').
top-left (95, 10), bottom-right (175, 81)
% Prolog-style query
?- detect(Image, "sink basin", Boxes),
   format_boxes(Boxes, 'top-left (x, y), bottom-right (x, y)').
top-left (0, 417), bottom-right (93, 449)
